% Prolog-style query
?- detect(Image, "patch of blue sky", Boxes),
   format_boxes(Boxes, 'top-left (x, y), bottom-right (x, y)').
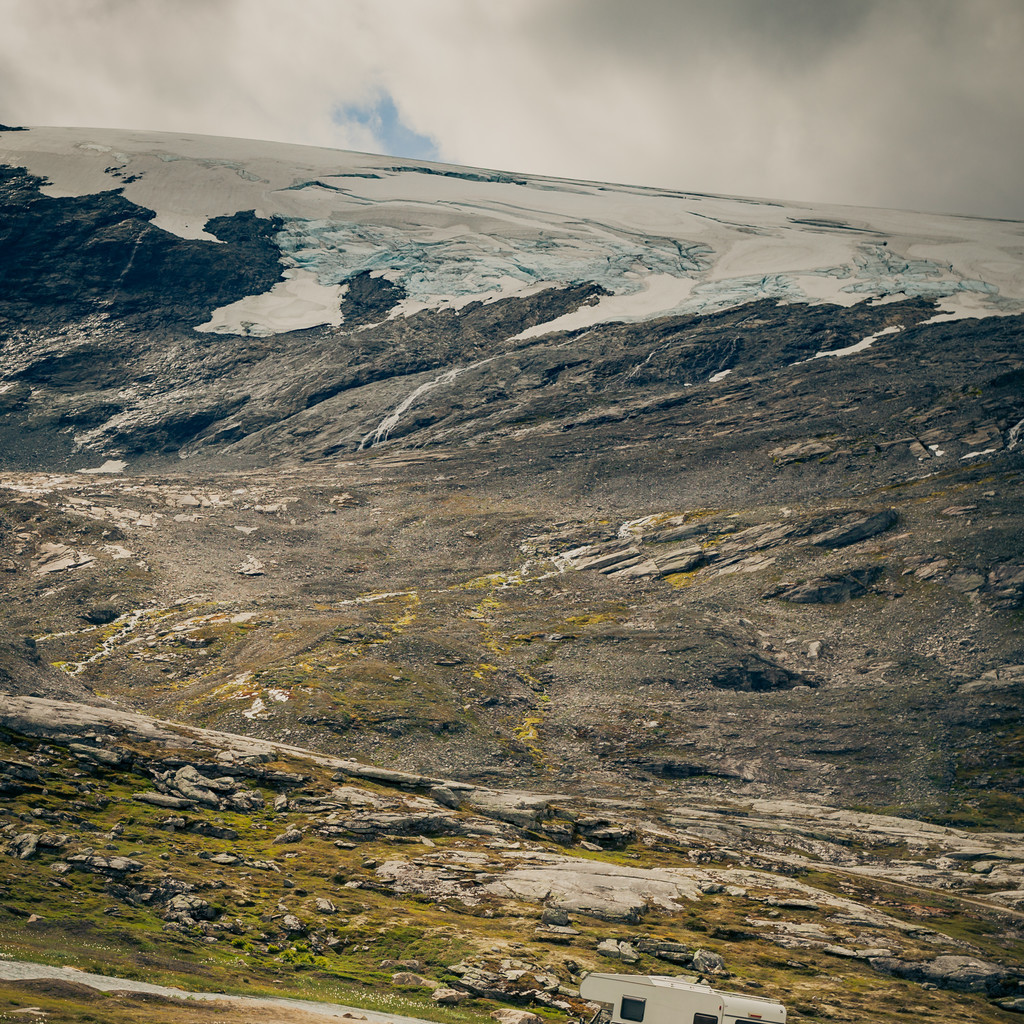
top-left (333, 92), bottom-right (439, 162)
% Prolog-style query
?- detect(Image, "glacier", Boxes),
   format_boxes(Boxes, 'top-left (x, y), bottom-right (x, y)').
top-left (3, 126), bottom-right (1022, 339)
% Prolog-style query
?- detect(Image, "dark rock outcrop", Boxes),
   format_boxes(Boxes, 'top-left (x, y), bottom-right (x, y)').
top-left (0, 165), bottom-right (283, 328)
top-left (809, 509), bottom-right (898, 548)
top-left (764, 566), bottom-right (883, 603)
top-left (711, 656), bottom-right (818, 692)
top-left (870, 954), bottom-right (1019, 995)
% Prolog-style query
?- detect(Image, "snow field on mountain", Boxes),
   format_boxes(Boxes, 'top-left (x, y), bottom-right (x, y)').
top-left (4, 126), bottom-right (1022, 337)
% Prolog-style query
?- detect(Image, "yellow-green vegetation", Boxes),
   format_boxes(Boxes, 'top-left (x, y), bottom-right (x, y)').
top-left (662, 568), bottom-right (702, 588)
top-left (20, 475), bottom-right (1023, 838)
top-left (0, 740), bottom-right (499, 1019)
top-left (1, 720), bottom-right (1022, 1024)
top-left (512, 714), bottom-right (546, 768)
top-left (563, 611), bottom-right (622, 628)
top-left (456, 572), bottom-right (530, 591)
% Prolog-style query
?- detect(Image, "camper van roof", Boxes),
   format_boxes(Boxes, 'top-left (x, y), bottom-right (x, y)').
top-left (582, 973), bottom-right (784, 1007)
top-left (587, 975), bottom-right (712, 993)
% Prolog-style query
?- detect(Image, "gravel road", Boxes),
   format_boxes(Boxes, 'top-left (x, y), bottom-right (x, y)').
top-left (0, 958), bottom-right (437, 1024)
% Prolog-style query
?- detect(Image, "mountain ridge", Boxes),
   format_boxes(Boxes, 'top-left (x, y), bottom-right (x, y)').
top-left (0, 125), bottom-right (1023, 1024)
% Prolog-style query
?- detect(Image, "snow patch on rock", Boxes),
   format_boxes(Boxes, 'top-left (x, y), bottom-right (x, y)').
top-left (197, 269), bottom-right (346, 337)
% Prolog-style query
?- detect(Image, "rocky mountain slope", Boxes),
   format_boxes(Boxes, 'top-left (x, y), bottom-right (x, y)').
top-left (1, 125), bottom-right (1023, 1022)
top-left (2, 693), bottom-right (1024, 1023)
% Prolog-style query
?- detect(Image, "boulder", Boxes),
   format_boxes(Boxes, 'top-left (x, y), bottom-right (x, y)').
top-left (609, 558), bottom-right (659, 579)
top-left (636, 938), bottom-right (690, 964)
top-left (809, 509), bottom-right (897, 548)
top-left (539, 820), bottom-right (574, 842)
top-left (691, 949), bottom-right (726, 975)
top-left (617, 942), bottom-right (640, 964)
top-left (68, 743), bottom-right (131, 767)
top-left (576, 820), bottom-right (635, 847)
top-left (452, 966), bottom-right (506, 1000)
top-left (710, 656), bottom-right (816, 692)
top-left (81, 606), bottom-right (119, 625)
top-left (433, 988), bottom-right (470, 1005)
top-left (326, 786), bottom-right (390, 808)
top-left (902, 554), bottom-right (948, 580)
top-left (491, 1011), bottom-right (545, 1024)
top-left (541, 907), bottom-right (570, 926)
top-left (648, 521), bottom-right (710, 544)
top-left (429, 785), bottom-right (462, 809)
top-left (500, 965), bottom-right (560, 992)
top-left (572, 546), bottom-right (643, 573)
top-left (655, 548), bottom-right (706, 575)
top-left (917, 955), bottom-right (1014, 993)
top-left (711, 521), bottom-right (803, 557)
top-left (3, 831), bottom-right (66, 864)
top-left (188, 822), bottom-right (238, 840)
top-left (467, 790), bottom-right (555, 828)
top-left (597, 939), bottom-right (639, 963)
top-left (281, 914), bottom-right (305, 933)
top-left (654, 949), bottom-right (693, 965)
top-left (168, 767), bottom-right (221, 807)
top-left (392, 972), bottom-right (436, 988)
top-left (959, 664), bottom-right (1024, 693)
top-left (274, 829), bottom-right (303, 844)
top-left (7, 833), bottom-right (39, 859)
top-left (332, 762), bottom-right (450, 789)
top-left (764, 566), bottom-right (882, 604)
top-left (248, 859), bottom-right (280, 872)
top-left (870, 954), bottom-right (1013, 994)
top-left (178, 765), bottom-right (237, 793)
top-left (823, 944), bottom-right (859, 958)
top-left (165, 894), bottom-right (216, 922)
top-left (0, 759), bottom-right (41, 793)
top-left (486, 857), bottom-right (703, 923)
top-left (32, 542), bottom-right (95, 575)
top-left (948, 571), bottom-right (985, 593)
top-left (771, 440), bottom-right (833, 464)
top-left (330, 810), bottom-right (467, 837)
top-left (227, 788), bottom-right (264, 812)
top-left (984, 563), bottom-right (1024, 609)
top-left (66, 854), bottom-right (143, 875)
top-left (315, 898), bottom-right (336, 914)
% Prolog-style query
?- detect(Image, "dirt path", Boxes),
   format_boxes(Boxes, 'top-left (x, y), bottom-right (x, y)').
top-left (0, 959), bottom-right (437, 1024)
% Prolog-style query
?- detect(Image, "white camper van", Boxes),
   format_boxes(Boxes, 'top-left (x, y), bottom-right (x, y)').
top-left (579, 972), bottom-right (786, 1024)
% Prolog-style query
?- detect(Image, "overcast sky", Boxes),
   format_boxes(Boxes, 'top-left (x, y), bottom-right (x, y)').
top-left (2, 0), bottom-right (1022, 218)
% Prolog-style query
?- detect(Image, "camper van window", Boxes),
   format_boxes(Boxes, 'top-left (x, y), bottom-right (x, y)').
top-left (693, 1015), bottom-right (718, 1024)
top-left (620, 997), bottom-right (646, 1022)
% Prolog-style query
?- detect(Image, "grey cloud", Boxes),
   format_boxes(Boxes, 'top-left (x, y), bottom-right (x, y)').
top-left (0, 0), bottom-right (1020, 219)
top-left (493, 0), bottom-right (1024, 217)
top-left (536, 0), bottom-right (874, 69)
